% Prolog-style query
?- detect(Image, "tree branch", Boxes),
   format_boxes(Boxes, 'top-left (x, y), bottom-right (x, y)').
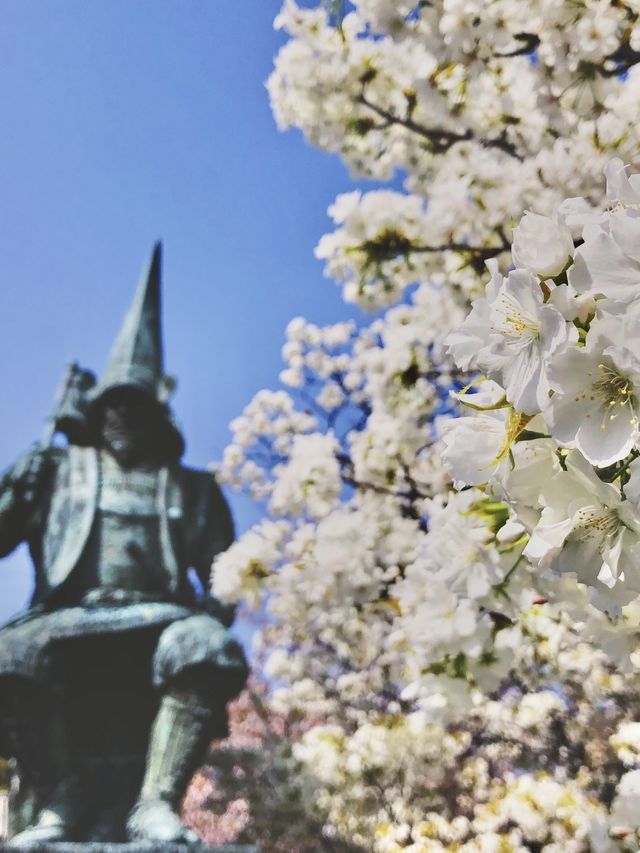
top-left (494, 32), bottom-right (540, 58)
top-left (356, 90), bottom-right (524, 160)
top-left (355, 226), bottom-right (511, 267)
top-left (600, 40), bottom-right (640, 77)
top-left (408, 236), bottom-right (509, 260)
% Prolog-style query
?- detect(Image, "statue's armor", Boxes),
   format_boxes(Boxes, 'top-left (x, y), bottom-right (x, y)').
top-left (28, 444), bottom-right (220, 607)
top-left (0, 444), bottom-right (243, 687)
top-left (71, 452), bottom-right (167, 598)
top-left (0, 245), bottom-right (250, 846)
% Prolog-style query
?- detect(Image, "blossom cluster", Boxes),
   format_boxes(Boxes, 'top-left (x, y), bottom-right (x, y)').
top-left (194, 664), bottom-right (640, 852)
top-left (206, 2), bottom-right (640, 850)
top-left (446, 160), bottom-right (640, 612)
top-left (270, 0), bottom-right (640, 307)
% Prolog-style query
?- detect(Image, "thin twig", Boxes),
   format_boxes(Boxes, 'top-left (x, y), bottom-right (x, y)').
top-left (356, 91), bottom-right (523, 160)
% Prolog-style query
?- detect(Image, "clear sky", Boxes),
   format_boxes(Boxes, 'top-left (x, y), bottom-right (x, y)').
top-left (0, 1), bottom-right (362, 623)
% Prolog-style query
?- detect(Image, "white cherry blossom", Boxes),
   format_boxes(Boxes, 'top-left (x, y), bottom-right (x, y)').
top-left (511, 212), bottom-right (574, 278)
top-left (481, 268), bottom-right (574, 414)
top-left (525, 451), bottom-right (640, 602)
top-left (546, 335), bottom-right (640, 467)
top-left (211, 3), bottom-right (640, 847)
top-left (569, 207), bottom-right (640, 306)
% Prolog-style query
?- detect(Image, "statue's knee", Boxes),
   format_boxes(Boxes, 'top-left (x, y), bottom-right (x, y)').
top-left (165, 661), bottom-right (246, 707)
top-left (152, 616), bottom-right (248, 695)
top-left (0, 627), bottom-right (60, 687)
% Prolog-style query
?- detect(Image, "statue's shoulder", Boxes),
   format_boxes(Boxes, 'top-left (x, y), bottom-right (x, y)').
top-left (169, 463), bottom-right (229, 514)
top-left (168, 463), bottom-right (233, 550)
top-left (0, 445), bottom-right (74, 517)
top-left (39, 443), bottom-right (91, 474)
top-left (172, 462), bottom-right (221, 488)
top-left (3, 443), bottom-right (65, 481)
top-left (42, 444), bottom-right (68, 464)
top-left (30, 443), bottom-right (99, 485)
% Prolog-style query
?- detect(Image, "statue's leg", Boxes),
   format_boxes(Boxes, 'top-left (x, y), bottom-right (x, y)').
top-left (127, 680), bottom-right (212, 843)
top-left (1, 678), bottom-right (79, 847)
top-left (62, 627), bottom-right (160, 842)
top-left (127, 615), bottom-right (248, 843)
top-left (0, 617), bottom-right (84, 846)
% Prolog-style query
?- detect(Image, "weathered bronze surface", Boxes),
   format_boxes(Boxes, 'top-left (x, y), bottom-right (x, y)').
top-left (0, 246), bottom-right (248, 847)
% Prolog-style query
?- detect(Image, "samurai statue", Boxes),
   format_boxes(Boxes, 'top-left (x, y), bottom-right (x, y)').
top-left (0, 244), bottom-right (248, 845)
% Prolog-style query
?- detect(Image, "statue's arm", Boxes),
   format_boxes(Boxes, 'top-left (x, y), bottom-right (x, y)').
top-left (0, 446), bottom-right (50, 557)
top-left (192, 474), bottom-right (236, 626)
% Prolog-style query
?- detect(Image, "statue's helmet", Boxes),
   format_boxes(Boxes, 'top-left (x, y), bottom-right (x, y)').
top-left (85, 242), bottom-right (185, 460)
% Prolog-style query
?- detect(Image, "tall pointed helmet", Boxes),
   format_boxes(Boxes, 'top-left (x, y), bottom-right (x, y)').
top-left (91, 242), bottom-right (168, 400)
top-left (87, 242), bottom-right (185, 458)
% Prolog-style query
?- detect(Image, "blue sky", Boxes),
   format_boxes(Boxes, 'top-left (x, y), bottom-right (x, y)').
top-left (0, 1), bottom-right (363, 622)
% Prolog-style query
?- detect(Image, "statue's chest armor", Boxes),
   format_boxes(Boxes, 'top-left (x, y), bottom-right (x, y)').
top-left (78, 453), bottom-right (167, 592)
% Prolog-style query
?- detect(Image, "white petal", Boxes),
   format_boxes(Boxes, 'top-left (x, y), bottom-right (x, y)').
top-left (569, 231), bottom-right (640, 303)
top-left (610, 209), bottom-right (640, 264)
top-left (576, 404), bottom-right (638, 468)
top-left (525, 512), bottom-right (574, 566)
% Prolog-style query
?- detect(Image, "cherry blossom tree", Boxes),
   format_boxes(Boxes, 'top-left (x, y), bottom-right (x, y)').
top-left (183, 678), bottom-right (363, 852)
top-left (208, 2), bottom-right (640, 850)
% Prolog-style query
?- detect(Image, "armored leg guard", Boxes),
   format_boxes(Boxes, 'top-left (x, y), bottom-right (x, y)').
top-left (3, 682), bottom-right (80, 847)
top-left (126, 688), bottom-right (216, 844)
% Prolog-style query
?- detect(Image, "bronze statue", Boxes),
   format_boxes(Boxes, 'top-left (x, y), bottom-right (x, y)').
top-left (0, 244), bottom-right (248, 846)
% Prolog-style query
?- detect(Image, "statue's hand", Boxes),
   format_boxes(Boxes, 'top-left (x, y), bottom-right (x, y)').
top-left (197, 594), bottom-right (236, 628)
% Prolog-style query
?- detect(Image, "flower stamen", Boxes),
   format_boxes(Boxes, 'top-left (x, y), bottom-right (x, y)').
top-left (574, 362), bottom-right (638, 431)
top-left (491, 294), bottom-right (541, 342)
top-left (573, 505), bottom-right (621, 542)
